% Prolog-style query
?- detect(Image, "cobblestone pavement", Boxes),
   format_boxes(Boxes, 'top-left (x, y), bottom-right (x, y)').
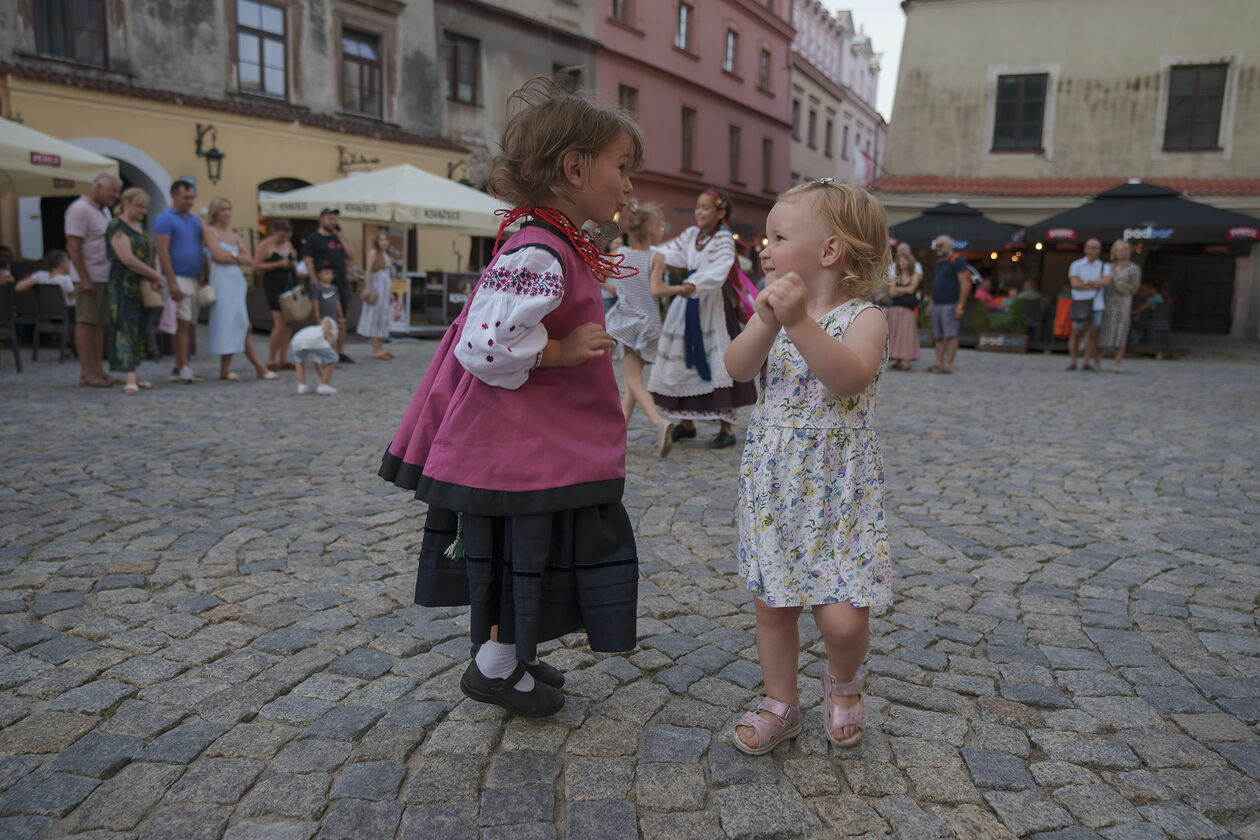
top-left (1, 331), bottom-right (1258, 840)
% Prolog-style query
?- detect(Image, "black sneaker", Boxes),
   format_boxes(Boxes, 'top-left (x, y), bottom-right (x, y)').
top-left (671, 424), bottom-right (697, 441)
top-left (459, 661), bottom-right (564, 717)
top-left (1065, 364), bottom-right (1077, 372)
top-left (469, 644), bottom-right (565, 689)
top-left (707, 431), bottom-right (737, 449)
top-left (1081, 364), bottom-right (1096, 372)
top-left (338, 353), bottom-right (355, 364)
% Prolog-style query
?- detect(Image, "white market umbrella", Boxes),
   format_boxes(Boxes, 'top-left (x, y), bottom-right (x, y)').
top-left (0, 117), bottom-right (119, 197)
top-left (258, 164), bottom-right (512, 236)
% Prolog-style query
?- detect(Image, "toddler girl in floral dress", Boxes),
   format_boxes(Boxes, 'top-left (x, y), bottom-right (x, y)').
top-left (724, 180), bottom-right (893, 754)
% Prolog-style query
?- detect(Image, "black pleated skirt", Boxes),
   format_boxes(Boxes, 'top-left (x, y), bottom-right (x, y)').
top-left (416, 504), bottom-right (639, 661)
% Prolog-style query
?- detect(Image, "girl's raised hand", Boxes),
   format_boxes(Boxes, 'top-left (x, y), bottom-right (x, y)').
top-left (766, 272), bottom-right (809, 327)
top-left (754, 286), bottom-right (781, 330)
top-left (556, 322), bottom-right (614, 366)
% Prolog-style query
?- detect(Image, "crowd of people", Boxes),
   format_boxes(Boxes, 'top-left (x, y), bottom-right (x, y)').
top-left (1, 176), bottom-right (398, 395)
top-left (873, 233), bottom-right (1156, 375)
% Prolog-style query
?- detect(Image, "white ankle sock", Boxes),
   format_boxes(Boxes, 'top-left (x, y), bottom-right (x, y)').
top-left (475, 640), bottom-right (535, 691)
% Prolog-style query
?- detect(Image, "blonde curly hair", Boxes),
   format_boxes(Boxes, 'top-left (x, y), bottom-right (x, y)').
top-left (778, 181), bottom-right (890, 301)
top-left (488, 74), bottom-right (645, 208)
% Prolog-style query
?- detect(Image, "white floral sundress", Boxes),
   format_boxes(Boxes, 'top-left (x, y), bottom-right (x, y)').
top-left (738, 299), bottom-right (893, 608)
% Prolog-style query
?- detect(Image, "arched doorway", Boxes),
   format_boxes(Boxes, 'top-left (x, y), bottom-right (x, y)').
top-left (21, 137), bottom-right (173, 257)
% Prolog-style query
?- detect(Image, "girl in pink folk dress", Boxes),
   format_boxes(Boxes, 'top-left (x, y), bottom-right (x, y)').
top-left (725, 181), bottom-right (893, 755)
top-left (380, 77), bottom-right (644, 718)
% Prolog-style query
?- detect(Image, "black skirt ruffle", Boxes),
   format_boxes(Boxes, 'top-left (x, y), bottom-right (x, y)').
top-left (416, 504), bottom-right (639, 661)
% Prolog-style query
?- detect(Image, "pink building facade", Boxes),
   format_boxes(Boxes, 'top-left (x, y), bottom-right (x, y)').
top-left (596, 0), bottom-right (795, 240)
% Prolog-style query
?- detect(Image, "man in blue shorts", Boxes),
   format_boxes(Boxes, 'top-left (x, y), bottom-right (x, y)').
top-left (928, 234), bottom-right (971, 373)
top-left (1066, 238), bottom-right (1111, 371)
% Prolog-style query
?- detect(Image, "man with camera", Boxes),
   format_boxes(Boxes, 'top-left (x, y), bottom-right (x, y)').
top-left (302, 208), bottom-right (357, 363)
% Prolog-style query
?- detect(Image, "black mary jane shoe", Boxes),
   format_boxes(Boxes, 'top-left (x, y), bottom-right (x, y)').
top-left (460, 661), bottom-right (565, 717)
top-left (671, 424), bottom-right (697, 441)
top-left (707, 430), bottom-right (737, 449)
top-left (469, 644), bottom-right (565, 689)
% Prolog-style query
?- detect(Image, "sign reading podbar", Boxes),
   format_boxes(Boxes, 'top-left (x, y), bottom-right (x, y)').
top-left (1122, 225), bottom-right (1174, 240)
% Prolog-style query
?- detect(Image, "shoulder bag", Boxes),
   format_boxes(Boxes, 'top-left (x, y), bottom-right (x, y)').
top-left (140, 280), bottom-right (164, 309)
top-left (279, 269), bottom-right (313, 324)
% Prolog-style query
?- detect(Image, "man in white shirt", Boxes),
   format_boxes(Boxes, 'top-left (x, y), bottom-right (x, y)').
top-left (1066, 238), bottom-right (1110, 372)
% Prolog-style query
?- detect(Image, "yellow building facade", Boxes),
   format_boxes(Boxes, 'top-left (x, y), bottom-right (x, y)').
top-left (1, 72), bottom-right (469, 273)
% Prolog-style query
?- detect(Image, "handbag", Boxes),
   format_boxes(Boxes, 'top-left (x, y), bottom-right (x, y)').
top-left (196, 282), bottom-right (217, 307)
top-left (361, 284), bottom-right (379, 306)
top-left (1068, 298), bottom-right (1093, 321)
top-left (140, 280), bottom-right (164, 309)
top-left (279, 282), bottom-right (313, 323)
top-left (892, 294), bottom-right (919, 309)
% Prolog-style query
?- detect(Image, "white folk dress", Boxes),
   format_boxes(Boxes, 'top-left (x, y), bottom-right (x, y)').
top-left (738, 300), bottom-right (893, 608)
top-left (648, 225), bottom-right (742, 421)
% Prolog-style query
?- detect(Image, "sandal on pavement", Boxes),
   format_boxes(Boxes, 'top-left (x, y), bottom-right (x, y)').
top-left (259, 370), bottom-right (279, 380)
top-left (656, 419), bottom-right (675, 458)
top-left (459, 660), bottom-right (564, 717)
top-left (733, 692), bottom-right (802, 756)
top-left (80, 376), bottom-right (111, 387)
top-left (122, 383), bottom-right (139, 395)
top-left (822, 668), bottom-right (867, 748)
top-left (221, 372), bottom-right (241, 382)
top-left (136, 380), bottom-right (154, 390)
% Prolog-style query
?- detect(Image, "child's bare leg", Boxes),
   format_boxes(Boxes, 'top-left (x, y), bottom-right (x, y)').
top-left (620, 373), bottom-right (636, 423)
top-left (295, 362), bottom-right (307, 386)
top-left (735, 600), bottom-right (802, 750)
top-left (320, 362), bottom-right (338, 385)
top-left (812, 602), bottom-right (870, 741)
top-left (622, 351), bottom-right (662, 427)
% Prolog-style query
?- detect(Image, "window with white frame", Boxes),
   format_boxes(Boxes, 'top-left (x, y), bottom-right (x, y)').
top-left (237, 0), bottom-right (287, 99)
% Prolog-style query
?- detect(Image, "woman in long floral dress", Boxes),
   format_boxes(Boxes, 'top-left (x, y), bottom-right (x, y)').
top-left (105, 187), bottom-right (166, 394)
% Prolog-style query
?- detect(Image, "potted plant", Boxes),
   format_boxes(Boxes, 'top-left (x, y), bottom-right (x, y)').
top-left (976, 298), bottom-right (1030, 352)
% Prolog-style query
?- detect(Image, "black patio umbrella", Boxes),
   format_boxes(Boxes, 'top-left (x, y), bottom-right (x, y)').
top-left (1025, 180), bottom-right (1260, 246)
top-left (890, 201), bottom-right (1018, 251)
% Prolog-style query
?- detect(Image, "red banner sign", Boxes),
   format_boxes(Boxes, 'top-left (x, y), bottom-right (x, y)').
top-left (52, 178), bottom-right (74, 188)
top-left (1227, 226), bottom-right (1259, 241)
top-left (30, 152), bottom-right (62, 167)
top-left (1046, 227), bottom-right (1076, 241)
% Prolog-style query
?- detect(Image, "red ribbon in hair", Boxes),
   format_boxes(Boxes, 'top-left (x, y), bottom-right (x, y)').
top-left (493, 206), bottom-right (638, 284)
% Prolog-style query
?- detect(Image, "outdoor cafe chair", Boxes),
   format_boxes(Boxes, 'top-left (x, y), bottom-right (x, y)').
top-left (33, 283), bottom-right (74, 362)
top-left (0, 284), bottom-right (23, 372)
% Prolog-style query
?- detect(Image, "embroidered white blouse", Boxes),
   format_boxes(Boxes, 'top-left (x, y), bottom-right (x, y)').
top-left (454, 246), bottom-right (564, 390)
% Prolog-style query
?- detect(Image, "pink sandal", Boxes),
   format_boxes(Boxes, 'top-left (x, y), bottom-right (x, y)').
top-left (822, 668), bottom-right (867, 748)
top-left (732, 692), bottom-right (801, 756)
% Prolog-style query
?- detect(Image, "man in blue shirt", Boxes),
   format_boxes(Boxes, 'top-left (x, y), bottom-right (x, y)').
top-left (928, 234), bottom-right (972, 373)
top-left (154, 180), bottom-right (204, 382)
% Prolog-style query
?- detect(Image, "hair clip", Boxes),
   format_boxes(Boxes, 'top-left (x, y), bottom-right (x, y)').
top-left (817, 178), bottom-right (835, 185)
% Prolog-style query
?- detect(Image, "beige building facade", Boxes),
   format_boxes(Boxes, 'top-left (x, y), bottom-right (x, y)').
top-left (789, 0), bottom-right (885, 186)
top-left (878, 0), bottom-right (1260, 339)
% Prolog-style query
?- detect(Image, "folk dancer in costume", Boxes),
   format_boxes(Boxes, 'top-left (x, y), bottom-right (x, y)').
top-left (379, 76), bottom-right (643, 717)
top-left (648, 188), bottom-right (757, 449)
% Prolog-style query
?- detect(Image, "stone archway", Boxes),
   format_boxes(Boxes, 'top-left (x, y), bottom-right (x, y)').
top-left (19, 137), bottom-right (175, 258)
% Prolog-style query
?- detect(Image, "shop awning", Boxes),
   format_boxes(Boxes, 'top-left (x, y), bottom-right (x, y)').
top-left (1024, 180), bottom-right (1260, 246)
top-left (889, 201), bottom-right (1018, 251)
top-left (0, 117), bottom-right (119, 197)
top-left (257, 164), bottom-right (512, 236)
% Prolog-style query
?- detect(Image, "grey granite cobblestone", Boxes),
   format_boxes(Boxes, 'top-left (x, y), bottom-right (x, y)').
top-left (2, 338), bottom-right (1257, 838)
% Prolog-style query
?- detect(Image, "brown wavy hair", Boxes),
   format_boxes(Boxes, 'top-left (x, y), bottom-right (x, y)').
top-left (778, 181), bottom-right (890, 301)
top-left (488, 74), bottom-right (645, 208)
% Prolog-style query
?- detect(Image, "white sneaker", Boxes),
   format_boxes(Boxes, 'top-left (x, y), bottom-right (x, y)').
top-left (316, 384), bottom-right (337, 395)
top-left (178, 365), bottom-right (195, 383)
top-left (296, 384), bottom-right (310, 395)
